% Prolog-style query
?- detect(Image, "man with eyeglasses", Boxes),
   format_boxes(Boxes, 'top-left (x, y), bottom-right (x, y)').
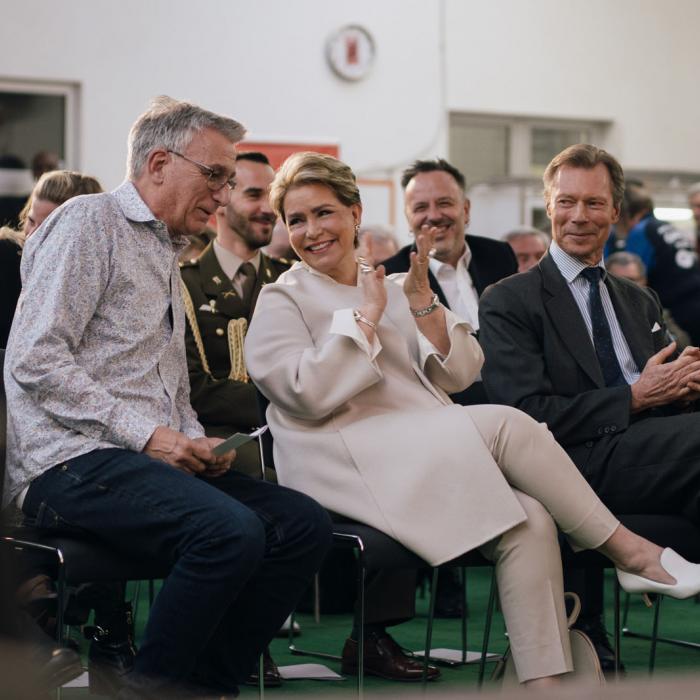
top-left (3, 96), bottom-right (332, 698)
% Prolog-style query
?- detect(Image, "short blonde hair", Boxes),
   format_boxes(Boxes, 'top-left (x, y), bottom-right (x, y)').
top-left (19, 170), bottom-right (103, 232)
top-left (270, 152), bottom-right (361, 222)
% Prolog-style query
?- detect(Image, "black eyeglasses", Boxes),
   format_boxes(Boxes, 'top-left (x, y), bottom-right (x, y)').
top-left (168, 150), bottom-right (236, 191)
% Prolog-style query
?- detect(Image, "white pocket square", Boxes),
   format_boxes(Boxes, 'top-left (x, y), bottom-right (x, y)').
top-left (199, 304), bottom-right (212, 311)
top-left (651, 322), bottom-right (661, 332)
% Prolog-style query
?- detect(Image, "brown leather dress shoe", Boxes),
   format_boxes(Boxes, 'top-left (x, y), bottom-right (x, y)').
top-left (246, 646), bottom-right (282, 687)
top-left (341, 632), bottom-right (440, 682)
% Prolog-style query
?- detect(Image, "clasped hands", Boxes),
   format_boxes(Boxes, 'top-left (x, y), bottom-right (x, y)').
top-left (144, 425), bottom-right (236, 477)
top-left (631, 342), bottom-right (700, 412)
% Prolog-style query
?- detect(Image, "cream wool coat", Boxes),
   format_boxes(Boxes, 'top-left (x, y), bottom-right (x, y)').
top-left (245, 262), bottom-right (527, 566)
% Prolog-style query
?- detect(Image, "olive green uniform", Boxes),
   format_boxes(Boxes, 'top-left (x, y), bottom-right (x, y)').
top-left (180, 242), bottom-right (290, 477)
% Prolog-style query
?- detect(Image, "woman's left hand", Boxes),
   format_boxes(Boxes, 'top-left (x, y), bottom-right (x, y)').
top-left (403, 225), bottom-right (436, 311)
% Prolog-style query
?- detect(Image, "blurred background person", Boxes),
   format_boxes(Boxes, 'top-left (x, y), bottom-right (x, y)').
top-left (0, 155), bottom-right (32, 229)
top-left (689, 182), bottom-right (700, 252)
top-left (20, 169), bottom-right (102, 239)
top-left (263, 217), bottom-right (298, 261)
top-left (357, 223), bottom-right (400, 265)
top-left (1, 171), bottom-right (103, 348)
top-left (503, 227), bottom-right (550, 273)
top-left (606, 182), bottom-right (700, 345)
top-left (30, 151), bottom-right (60, 181)
top-left (606, 251), bottom-right (691, 350)
top-left (0, 226), bottom-right (22, 348)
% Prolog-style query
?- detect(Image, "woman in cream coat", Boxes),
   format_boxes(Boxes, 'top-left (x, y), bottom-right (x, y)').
top-left (245, 152), bottom-right (700, 687)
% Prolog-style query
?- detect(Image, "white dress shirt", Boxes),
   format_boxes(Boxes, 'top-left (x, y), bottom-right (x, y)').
top-left (428, 245), bottom-right (480, 330)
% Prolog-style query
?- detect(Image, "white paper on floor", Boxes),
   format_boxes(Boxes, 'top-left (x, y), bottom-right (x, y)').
top-left (62, 671), bottom-right (89, 688)
top-left (414, 648), bottom-right (500, 663)
top-left (278, 663), bottom-right (345, 680)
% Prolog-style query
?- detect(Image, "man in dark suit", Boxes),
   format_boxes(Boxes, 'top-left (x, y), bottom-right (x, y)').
top-left (383, 158), bottom-right (517, 405)
top-left (479, 143), bottom-right (700, 671)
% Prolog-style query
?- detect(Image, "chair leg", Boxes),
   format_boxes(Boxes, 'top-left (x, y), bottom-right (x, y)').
top-left (357, 560), bottom-right (366, 699)
top-left (258, 653), bottom-right (265, 699)
top-left (622, 590), bottom-right (631, 628)
top-left (422, 568), bottom-right (439, 686)
top-left (313, 573), bottom-right (321, 624)
top-left (460, 567), bottom-right (468, 664)
top-left (614, 578), bottom-right (621, 680)
top-left (649, 595), bottom-right (663, 674)
top-left (478, 568), bottom-right (498, 687)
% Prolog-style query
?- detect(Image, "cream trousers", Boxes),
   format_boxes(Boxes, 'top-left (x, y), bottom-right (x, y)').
top-left (466, 405), bottom-right (619, 683)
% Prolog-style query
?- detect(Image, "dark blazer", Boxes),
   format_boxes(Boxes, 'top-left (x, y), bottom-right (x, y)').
top-left (478, 252), bottom-right (672, 467)
top-left (383, 233), bottom-right (517, 405)
top-left (382, 233), bottom-right (517, 307)
top-left (0, 238), bottom-right (22, 348)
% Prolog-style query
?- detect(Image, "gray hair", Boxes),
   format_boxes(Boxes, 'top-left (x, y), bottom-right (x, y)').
top-left (688, 182), bottom-right (700, 199)
top-left (502, 227), bottom-right (550, 247)
top-left (606, 251), bottom-right (647, 277)
top-left (127, 95), bottom-right (246, 178)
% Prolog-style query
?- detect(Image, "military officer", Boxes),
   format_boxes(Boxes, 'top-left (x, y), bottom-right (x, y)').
top-left (180, 151), bottom-right (289, 477)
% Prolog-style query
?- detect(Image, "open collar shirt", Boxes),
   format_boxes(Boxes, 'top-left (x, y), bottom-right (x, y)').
top-left (3, 181), bottom-right (204, 507)
top-left (428, 243), bottom-right (480, 330)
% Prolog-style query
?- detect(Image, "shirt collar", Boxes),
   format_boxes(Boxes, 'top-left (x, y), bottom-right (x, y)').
top-left (113, 181), bottom-right (159, 224)
top-left (213, 240), bottom-right (261, 279)
top-left (114, 181), bottom-right (190, 250)
top-left (549, 241), bottom-right (606, 283)
top-left (428, 241), bottom-right (471, 276)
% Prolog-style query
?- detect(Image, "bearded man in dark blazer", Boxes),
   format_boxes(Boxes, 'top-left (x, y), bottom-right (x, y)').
top-left (479, 143), bottom-right (700, 671)
top-left (382, 158), bottom-right (517, 405)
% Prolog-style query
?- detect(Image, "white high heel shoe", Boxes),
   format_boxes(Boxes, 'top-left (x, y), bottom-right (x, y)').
top-left (616, 548), bottom-right (700, 600)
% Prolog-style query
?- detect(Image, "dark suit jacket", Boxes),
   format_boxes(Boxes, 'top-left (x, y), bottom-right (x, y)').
top-left (478, 252), bottom-right (672, 472)
top-left (0, 238), bottom-right (22, 348)
top-left (383, 234), bottom-right (517, 405)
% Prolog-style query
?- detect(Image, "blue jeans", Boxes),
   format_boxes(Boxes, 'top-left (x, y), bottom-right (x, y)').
top-left (23, 448), bottom-right (332, 693)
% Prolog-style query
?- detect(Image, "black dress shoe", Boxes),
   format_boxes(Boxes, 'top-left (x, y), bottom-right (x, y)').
top-left (246, 646), bottom-right (282, 687)
top-left (341, 632), bottom-right (440, 682)
top-left (87, 602), bottom-right (137, 696)
top-left (572, 616), bottom-right (625, 675)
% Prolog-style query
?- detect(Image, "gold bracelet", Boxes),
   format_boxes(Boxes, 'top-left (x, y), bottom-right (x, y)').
top-left (353, 309), bottom-right (377, 329)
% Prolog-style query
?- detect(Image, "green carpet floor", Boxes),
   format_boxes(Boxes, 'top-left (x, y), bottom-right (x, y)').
top-left (63, 569), bottom-right (700, 697)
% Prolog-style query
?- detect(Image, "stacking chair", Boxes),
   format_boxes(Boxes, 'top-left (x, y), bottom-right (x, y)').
top-left (255, 388), bottom-right (500, 695)
top-left (0, 349), bottom-right (173, 684)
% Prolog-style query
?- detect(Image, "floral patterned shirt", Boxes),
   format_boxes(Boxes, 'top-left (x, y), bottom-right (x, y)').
top-left (3, 181), bottom-right (204, 506)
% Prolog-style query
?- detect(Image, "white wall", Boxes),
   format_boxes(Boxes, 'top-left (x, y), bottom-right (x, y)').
top-left (445, 0), bottom-right (700, 174)
top-left (2, 0), bottom-right (699, 239)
